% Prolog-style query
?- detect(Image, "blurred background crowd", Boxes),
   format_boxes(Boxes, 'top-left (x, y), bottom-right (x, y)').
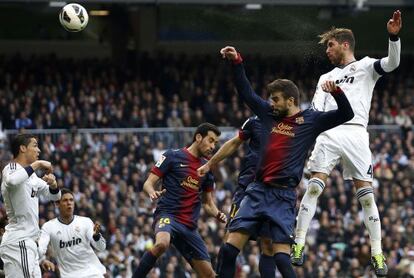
top-left (0, 52), bottom-right (413, 278)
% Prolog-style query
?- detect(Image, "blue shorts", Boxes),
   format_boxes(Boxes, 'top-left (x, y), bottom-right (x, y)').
top-left (228, 182), bottom-right (296, 244)
top-left (227, 186), bottom-right (246, 226)
top-left (154, 215), bottom-right (210, 262)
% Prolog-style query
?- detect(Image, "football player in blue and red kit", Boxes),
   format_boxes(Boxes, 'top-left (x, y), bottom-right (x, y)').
top-left (216, 46), bottom-right (354, 278)
top-left (132, 123), bottom-right (227, 278)
top-left (197, 117), bottom-right (281, 276)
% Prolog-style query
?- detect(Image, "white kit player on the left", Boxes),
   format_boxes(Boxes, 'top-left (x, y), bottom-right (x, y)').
top-left (0, 134), bottom-right (61, 278)
top-left (38, 189), bottom-right (107, 278)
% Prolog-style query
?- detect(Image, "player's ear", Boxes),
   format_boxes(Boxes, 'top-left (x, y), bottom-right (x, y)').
top-left (196, 133), bottom-right (203, 143)
top-left (19, 145), bottom-right (27, 154)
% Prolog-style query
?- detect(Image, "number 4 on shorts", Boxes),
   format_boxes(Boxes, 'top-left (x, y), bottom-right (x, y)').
top-left (367, 165), bottom-right (373, 177)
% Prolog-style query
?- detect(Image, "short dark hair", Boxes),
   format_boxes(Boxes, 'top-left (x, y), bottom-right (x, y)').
top-left (60, 188), bottom-right (74, 198)
top-left (192, 123), bottom-right (221, 142)
top-left (318, 27), bottom-right (355, 52)
top-left (266, 79), bottom-right (300, 106)
top-left (11, 134), bottom-right (36, 158)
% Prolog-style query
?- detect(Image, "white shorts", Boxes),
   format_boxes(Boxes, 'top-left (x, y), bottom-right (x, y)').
top-left (0, 239), bottom-right (41, 278)
top-left (308, 125), bottom-right (373, 182)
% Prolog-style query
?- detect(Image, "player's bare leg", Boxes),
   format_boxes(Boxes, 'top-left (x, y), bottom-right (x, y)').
top-left (191, 259), bottom-right (215, 278)
top-left (292, 172), bottom-right (327, 266)
top-left (354, 179), bottom-right (387, 276)
top-left (272, 243), bottom-right (296, 278)
top-left (217, 231), bottom-right (250, 278)
top-left (132, 232), bottom-right (170, 278)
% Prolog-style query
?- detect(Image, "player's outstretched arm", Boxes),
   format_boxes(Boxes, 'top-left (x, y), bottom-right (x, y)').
top-left (314, 81), bottom-right (354, 133)
top-left (197, 135), bottom-right (243, 177)
top-left (375, 10), bottom-right (402, 74)
top-left (202, 191), bottom-right (227, 223)
top-left (220, 46), bottom-right (272, 120)
top-left (143, 173), bottom-right (166, 202)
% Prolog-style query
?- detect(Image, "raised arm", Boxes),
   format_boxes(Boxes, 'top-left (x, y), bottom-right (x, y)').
top-left (197, 135), bottom-right (243, 177)
top-left (220, 46), bottom-right (272, 120)
top-left (314, 81), bottom-right (354, 133)
top-left (374, 10), bottom-right (402, 75)
top-left (3, 160), bottom-right (52, 188)
top-left (89, 221), bottom-right (106, 252)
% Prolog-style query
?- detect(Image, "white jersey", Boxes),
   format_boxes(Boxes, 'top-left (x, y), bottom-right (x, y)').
top-left (38, 215), bottom-right (107, 278)
top-left (312, 57), bottom-right (380, 128)
top-left (0, 162), bottom-right (61, 246)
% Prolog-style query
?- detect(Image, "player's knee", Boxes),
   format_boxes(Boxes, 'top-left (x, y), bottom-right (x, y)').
top-left (260, 238), bottom-right (273, 256)
top-left (200, 268), bottom-right (215, 278)
top-left (306, 178), bottom-right (325, 198)
top-left (151, 241), bottom-right (169, 256)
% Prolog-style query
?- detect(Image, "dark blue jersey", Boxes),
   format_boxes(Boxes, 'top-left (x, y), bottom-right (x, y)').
top-left (232, 62), bottom-right (354, 187)
top-left (151, 148), bottom-right (215, 229)
top-left (237, 116), bottom-right (262, 189)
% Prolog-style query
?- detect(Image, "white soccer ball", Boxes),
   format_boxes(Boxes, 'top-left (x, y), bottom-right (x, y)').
top-left (59, 3), bottom-right (89, 32)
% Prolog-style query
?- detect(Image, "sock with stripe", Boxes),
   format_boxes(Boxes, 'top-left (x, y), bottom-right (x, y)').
top-left (132, 250), bottom-right (158, 278)
top-left (356, 186), bottom-right (383, 255)
top-left (295, 178), bottom-right (325, 245)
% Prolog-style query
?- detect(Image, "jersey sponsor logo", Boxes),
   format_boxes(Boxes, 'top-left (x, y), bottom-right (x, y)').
top-left (272, 122), bottom-right (295, 137)
top-left (155, 155), bottom-right (166, 167)
top-left (335, 75), bottom-right (354, 85)
top-left (31, 188), bottom-right (39, 198)
top-left (181, 176), bottom-right (199, 190)
top-left (59, 237), bottom-right (82, 248)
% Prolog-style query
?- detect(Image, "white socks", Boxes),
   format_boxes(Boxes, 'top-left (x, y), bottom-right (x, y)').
top-left (356, 186), bottom-right (383, 256)
top-left (295, 178), bottom-right (325, 245)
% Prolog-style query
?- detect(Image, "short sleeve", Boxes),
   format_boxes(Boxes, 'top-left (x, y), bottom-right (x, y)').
top-left (151, 150), bottom-right (173, 177)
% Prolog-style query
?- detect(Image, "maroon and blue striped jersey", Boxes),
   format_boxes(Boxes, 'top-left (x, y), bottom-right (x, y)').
top-left (151, 148), bottom-right (215, 229)
top-left (232, 63), bottom-right (354, 188)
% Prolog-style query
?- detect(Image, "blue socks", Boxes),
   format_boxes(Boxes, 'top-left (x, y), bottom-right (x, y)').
top-left (274, 253), bottom-right (296, 278)
top-left (217, 243), bottom-right (240, 278)
top-left (132, 251), bottom-right (157, 278)
top-left (259, 254), bottom-right (276, 278)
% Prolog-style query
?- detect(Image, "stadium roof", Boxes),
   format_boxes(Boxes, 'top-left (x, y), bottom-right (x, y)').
top-left (8, 0), bottom-right (414, 6)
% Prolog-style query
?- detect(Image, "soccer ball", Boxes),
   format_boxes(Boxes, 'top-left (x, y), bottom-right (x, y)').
top-left (59, 3), bottom-right (89, 32)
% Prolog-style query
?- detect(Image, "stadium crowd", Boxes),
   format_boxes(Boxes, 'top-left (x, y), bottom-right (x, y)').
top-left (0, 53), bottom-right (413, 277)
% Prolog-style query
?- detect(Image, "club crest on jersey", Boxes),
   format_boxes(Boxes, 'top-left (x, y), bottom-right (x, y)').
top-left (272, 123), bottom-right (295, 137)
top-left (31, 188), bottom-right (39, 198)
top-left (295, 117), bottom-right (304, 124)
top-left (335, 75), bottom-right (354, 85)
top-left (59, 237), bottom-right (82, 248)
top-left (350, 65), bottom-right (356, 72)
top-left (181, 176), bottom-right (199, 190)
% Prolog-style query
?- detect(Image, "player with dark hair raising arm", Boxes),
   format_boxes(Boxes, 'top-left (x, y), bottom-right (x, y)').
top-left (292, 11), bottom-right (402, 276)
top-left (133, 123), bottom-right (227, 278)
top-left (216, 46), bottom-right (354, 278)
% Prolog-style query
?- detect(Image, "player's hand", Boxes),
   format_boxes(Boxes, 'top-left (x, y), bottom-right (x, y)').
top-left (220, 46), bottom-right (238, 61)
top-left (321, 80), bottom-right (339, 93)
top-left (31, 160), bottom-right (52, 173)
top-left (387, 10), bottom-right (402, 35)
top-left (149, 189), bottom-right (166, 201)
top-left (42, 173), bottom-right (58, 189)
top-left (216, 211), bottom-right (227, 223)
top-left (197, 163), bottom-right (211, 177)
top-left (93, 222), bottom-right (101, 236)
top-left (40, 259), bottom-right (55, 272)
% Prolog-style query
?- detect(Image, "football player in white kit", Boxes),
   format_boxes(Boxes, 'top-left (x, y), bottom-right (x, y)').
top-left (0, 133), bottom-right (61, 278)
top-left (38, 188), bottom-right (106, 278)
top-left (292, 10), bottom-right (402, 277)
